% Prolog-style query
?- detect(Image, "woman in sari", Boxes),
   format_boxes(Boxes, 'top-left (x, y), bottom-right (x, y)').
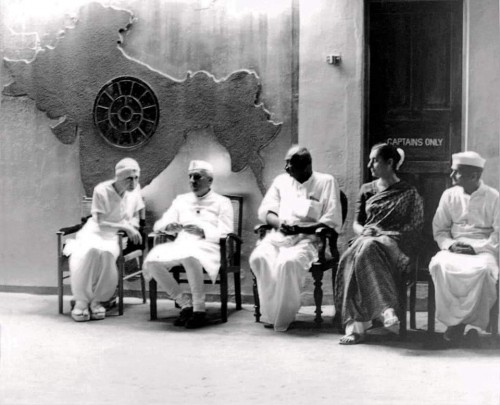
top-left (64, 158), bottom-right (144, 322)
top-left (334, 143), bottom-right (423, 344)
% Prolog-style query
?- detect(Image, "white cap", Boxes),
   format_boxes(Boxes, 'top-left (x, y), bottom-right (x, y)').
top-left (451, 151), bottom-right (486, 169)
top-left (115, 158), bottom-right (140, 181)
top-left (188, 160), bottom-right (214, 177)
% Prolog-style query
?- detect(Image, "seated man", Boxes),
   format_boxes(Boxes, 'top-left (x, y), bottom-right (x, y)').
top-left (429, 151), bottom-right (499, 344)
top-left (249, 145), bottom-right (343, 332)
top-left (144, 160), bottom-right (233, 328)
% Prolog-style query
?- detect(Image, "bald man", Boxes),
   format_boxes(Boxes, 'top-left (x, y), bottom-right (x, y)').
top-left (250, 146), bottom-right (343, 331)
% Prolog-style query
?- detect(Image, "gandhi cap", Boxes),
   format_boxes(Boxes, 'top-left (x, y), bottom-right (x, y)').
top-left (451, 151), bottom-right (485, 169)
top-left (188, 160), bottom-right (214, 177)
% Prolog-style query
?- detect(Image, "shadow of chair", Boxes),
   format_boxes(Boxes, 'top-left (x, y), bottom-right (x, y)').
top-left (56, 196), bottom-right (147, 316)
top-left (148, 195), bottom-right (243, 323)
top-left (251, 190), bottom-right (348, 327)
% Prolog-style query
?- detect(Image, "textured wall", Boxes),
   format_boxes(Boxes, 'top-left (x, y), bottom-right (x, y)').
top-left (0, 0), bottom-right (293, 292)
top-left (3, 2), bottom-right (281, 195)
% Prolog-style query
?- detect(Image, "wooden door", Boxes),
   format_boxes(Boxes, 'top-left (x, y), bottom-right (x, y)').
top-left (366, 0), bottom-right (463, 265)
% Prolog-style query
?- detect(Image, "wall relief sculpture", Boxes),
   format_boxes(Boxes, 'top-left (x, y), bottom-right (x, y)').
top-left (2, 2), bottom-right (281, 195)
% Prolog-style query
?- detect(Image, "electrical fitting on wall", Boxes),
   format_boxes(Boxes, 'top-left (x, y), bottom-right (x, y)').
top-left (326, 54), bottom-right (341, 66)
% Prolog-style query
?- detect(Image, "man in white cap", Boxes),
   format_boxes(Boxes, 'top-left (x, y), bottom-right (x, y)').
top-left (429, 151), bottom-right (499, 344)
top-left (66, 158), bottom-right (144, 322)
top-left (250, 145), bottom-right (343, 332)
top-left (144, 160), bottom-right (233, 328)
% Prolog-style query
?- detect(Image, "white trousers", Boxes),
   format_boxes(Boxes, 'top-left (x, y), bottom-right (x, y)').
top-left (429, 250), bottom-right (499, 330)
top-left (70, 247), bottom-right (118, 306)
top-left (250, 237), bottom-right (317, 331)
top-left (145, 257), bottom-right (206, 311)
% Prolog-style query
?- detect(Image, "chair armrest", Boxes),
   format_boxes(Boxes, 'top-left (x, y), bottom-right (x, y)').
top-left (254, 224), bottom-right (272, 239)
top-left (315, 225), bottom-right (339, 263)
top-left (220, 233), bottom-right (243, 245)
top-left (147, 231), bottom-right (174, 249)
top-left (57, 223), bottom-right (84, 236)
top-left (315, 226), bottom-right (337, 239)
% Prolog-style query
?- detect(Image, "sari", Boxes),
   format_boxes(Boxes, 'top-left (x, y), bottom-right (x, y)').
top-left (334, 180), bottom-right (423, 325)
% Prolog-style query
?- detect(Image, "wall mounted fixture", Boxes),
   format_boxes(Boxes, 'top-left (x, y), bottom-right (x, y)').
top-left (326, 54), bottom-right (341, 66)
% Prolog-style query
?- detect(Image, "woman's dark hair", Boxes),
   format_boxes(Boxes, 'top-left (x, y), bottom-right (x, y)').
top-left (371, 143), bottom-right (402, 171)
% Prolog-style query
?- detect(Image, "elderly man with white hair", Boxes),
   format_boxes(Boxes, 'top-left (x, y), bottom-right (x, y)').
top-left (430, 151), bottom-right (499, 344)
top-left (66, 158), bottom-right (144, 322)
top-left (250, 145), bottom-right (343, 332)
top-left (144, 160), bottom-right (233, 329)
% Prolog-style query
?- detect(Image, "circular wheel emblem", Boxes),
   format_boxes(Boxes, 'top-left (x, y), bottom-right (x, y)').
top-left (93, 77), bottom-right (159, 149)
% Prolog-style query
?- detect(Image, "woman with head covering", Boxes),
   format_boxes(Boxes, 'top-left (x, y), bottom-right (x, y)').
top-left (334, 143), bottom-right (424, 344)
top-left (64, 158), bottom-right (144, 322)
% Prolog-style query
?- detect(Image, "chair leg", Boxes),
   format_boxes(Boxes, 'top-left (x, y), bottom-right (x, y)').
top-left (410, 282), bottom-right (417, 330)
top-left (220, 269), bottom-right (228, 323)
top-left (489, 284), bottom-right (499, 336)
top-left (149, 279), bottom-right (158, 321)
top-left (58, 258), bottom-right (64, 315)
top-left (311, 265), bottom-right (324, 327)
top-left (234, 271), bottom-right (242, 310)
top-left (140, 274), bottom-right (147, 304)
top-left (251, 270), bottom-right (261, 323)
top-left (118, 258), bottom-right (124, 316)
top-left (399, 279), bottom-right (407, 339)
top-left (427, 277), bottom-right (436, 334)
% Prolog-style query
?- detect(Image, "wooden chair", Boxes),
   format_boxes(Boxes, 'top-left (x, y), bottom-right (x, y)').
top-left (398, 253), bottom-right (423, 338)
top-left (148, 195), bottom-right (243, 323)
top-left (251, 190), bottom-right (348, 327)
top-left (56, 197), bottom-right (147, 316)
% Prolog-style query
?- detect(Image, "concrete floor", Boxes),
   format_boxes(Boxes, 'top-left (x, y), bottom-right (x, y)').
top-left (1, 293), bottom-right (500, 405)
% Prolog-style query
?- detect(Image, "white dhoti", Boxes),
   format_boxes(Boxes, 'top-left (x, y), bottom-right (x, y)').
top-left (250, 233), bottom-right (318, 332)
top-left (64, 222), bottom-right (121, 305)
top-left (429, 250), bottom-right (499, 330)
top-left (143, 232), bottom-right (221, 312)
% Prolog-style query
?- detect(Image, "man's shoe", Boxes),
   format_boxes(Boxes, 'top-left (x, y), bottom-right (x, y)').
top-left (185, 311), bottom-right (208, 329)
top-left (444, 324), bottom-right (466, 345)
top-left (173, 307), bottom-right (193, 327)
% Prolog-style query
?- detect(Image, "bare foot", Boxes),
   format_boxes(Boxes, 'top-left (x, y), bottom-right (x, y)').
top-left (339, 333), bottom-right (365, 345)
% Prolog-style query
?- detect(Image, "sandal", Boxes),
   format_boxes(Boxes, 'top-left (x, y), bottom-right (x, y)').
top-left (383, 309), bottom-right (400, 333)
top-left (90, 304), bottom-right (106, 321)
top-left (71, 307), bottom-right (90, 322)
top-left (339, 333), bottom-right (365, 345)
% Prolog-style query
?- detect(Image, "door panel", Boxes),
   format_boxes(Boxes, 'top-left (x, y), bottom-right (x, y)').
top-left (366, 1), bottom-right (463, 264)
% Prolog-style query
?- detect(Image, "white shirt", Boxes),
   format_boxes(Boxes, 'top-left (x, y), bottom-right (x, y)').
top-left (153, 190), bottom-right (233, 243)
top-left (258, 172), bottom-right (342, 233)
top-left (91, 180), bottom-right (144, 231)
top-left (433, 181), bottom-right (499, 255)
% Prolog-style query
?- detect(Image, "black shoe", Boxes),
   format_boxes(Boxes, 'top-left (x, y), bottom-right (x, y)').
top-left (173, 307), bottom-right (193, 327)
top-left (463, 328), bottom-right (480, 348)
top-left (444, 324), bottom-right (466, 346)
top-left (185, 311), bottom-right (208, 329)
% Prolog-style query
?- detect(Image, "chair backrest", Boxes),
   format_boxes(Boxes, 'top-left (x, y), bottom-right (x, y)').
top-left (340, 190), bottom-right (348, 225)
top-left (81, 196), bottom-right (93, 219)
top-left (224, 195), bottom-right (243, 237)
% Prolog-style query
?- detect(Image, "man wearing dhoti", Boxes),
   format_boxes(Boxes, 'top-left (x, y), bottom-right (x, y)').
top-left (429, 151), bottom-right (499, 343)
top-left (249, 145), bottom-right (343, 332)
top-left (144, 160), bottom-right (233, 329)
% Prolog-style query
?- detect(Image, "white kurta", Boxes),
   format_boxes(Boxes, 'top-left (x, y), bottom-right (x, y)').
top-left (144, 190), bottom-right (233, 283)
top-left (429, 182), bottom-right (499, 330)
top-left (65, 181), bottom-right (145, 304)
top-left (250, 172), bottom-right (342, 331)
